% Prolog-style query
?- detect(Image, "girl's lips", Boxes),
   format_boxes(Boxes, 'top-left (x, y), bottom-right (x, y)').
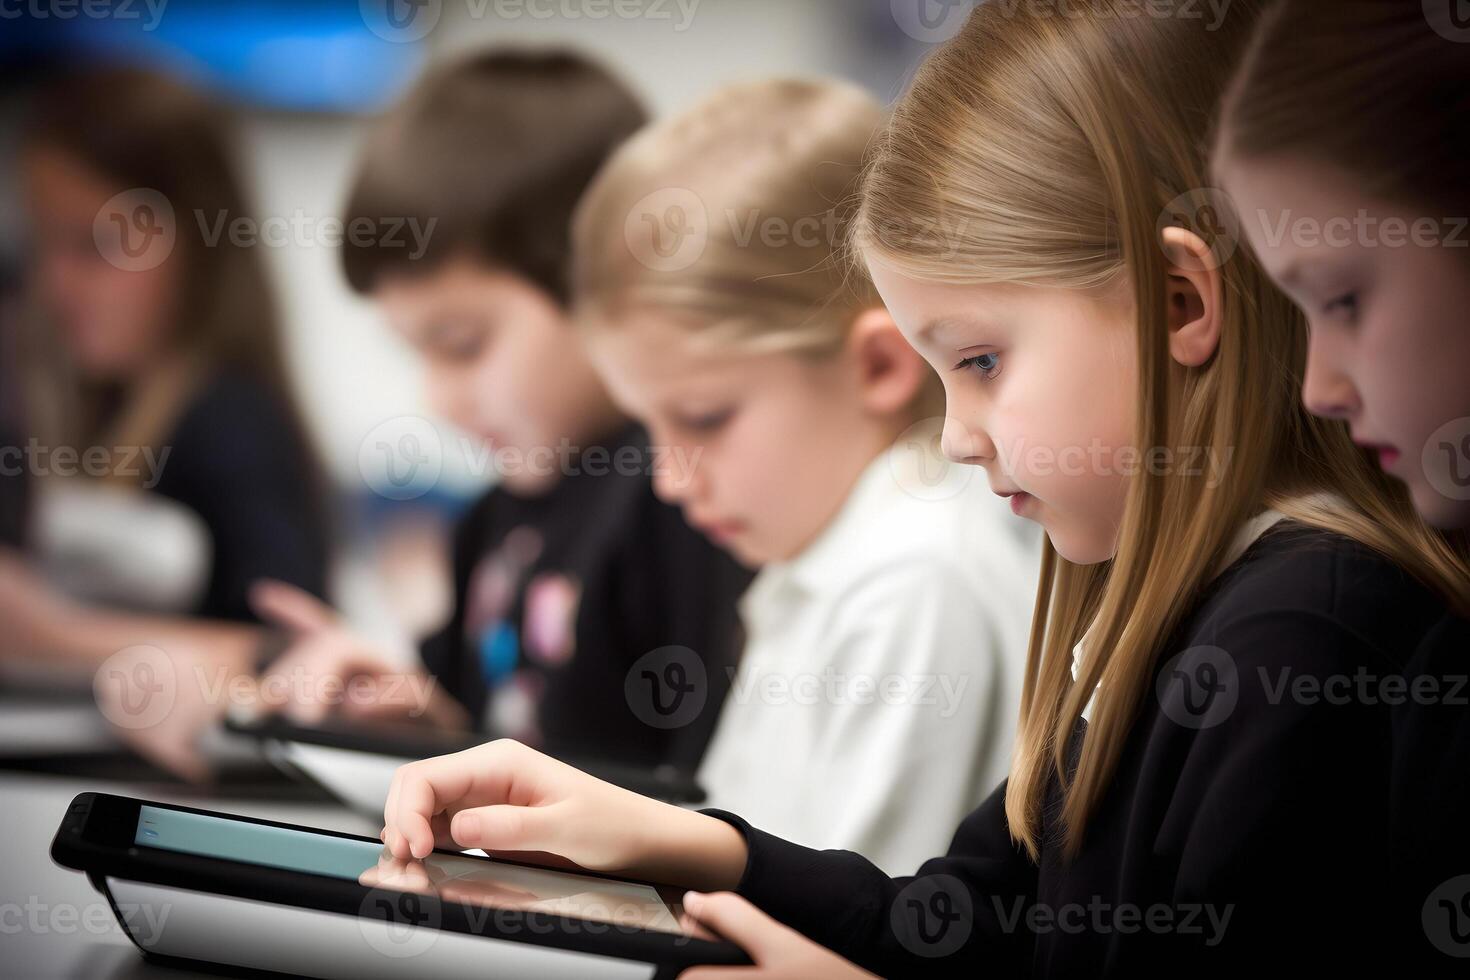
top-left (1356, 442), bottom-right (1401, 470)
top-left (698, 520), bottom-right (746, 543)
top-left (995, 489), bottom-right (1033, 516)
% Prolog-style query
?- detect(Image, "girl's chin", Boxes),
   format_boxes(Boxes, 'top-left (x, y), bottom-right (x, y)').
top-left (1411, 481), bottom-right (1470, 532)
top-left (1044, 522), bottom-right (1118, 567)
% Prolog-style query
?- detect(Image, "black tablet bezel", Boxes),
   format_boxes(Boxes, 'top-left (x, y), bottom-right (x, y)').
top-left (51, 792), bottom-right (748, 970)
top-left (224, 714), bottom-right (707, 804)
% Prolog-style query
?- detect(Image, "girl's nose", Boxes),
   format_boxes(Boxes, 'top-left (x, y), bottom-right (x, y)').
top-left (1300, 352), bottom-right (1360, 422)
top-left (940, 414), bottom-right (993, 465)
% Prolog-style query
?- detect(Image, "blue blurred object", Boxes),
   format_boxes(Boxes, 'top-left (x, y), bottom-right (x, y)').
top-left (0, 0), bottom-right (423, 113)
top-left (478, 621), bottom-right (520, 687)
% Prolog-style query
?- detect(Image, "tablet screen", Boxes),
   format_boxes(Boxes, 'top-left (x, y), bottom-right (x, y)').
top-left (133, 805), bottom-right (683, 935)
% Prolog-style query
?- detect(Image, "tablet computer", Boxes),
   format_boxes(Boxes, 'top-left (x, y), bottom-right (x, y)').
top-left (52, 791), bottom-right (747, 978)
top-left (224, 714), bottom-right (706, 818)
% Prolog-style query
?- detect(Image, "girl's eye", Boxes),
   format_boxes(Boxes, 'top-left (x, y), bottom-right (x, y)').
top-left (1321, 292), bottom-right (1359, 324)
top-left (427, 319), bottom-right (490, 360)
top-left (443, 335), bottom-right (486, 359)
top-left (680, 409), bottom-right (733, 433)
top-left (955, 352), bottom-right (1002, 381)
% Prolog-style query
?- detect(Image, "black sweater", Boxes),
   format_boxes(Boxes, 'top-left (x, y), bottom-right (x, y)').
top-left (150, 373), bottom-right (328, 621)
top-left (704, 522), bottom-right (1470, 976)
top-left (420, 422), bottom-right (751, 771)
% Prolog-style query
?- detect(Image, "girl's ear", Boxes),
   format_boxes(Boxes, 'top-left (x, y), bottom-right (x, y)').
top-left (1158, 226), bottom-right (1224, 368)
top-left (845, 307), bottom-right (929, 417)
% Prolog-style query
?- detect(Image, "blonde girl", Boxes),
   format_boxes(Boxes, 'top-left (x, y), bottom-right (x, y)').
top-left (568, 77), bottom-right (1039, 875)
top-left (380, 2), bottom-right (1468, 974)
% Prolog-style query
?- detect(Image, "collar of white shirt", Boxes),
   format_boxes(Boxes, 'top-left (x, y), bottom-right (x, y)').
top-left (736, 439), bottom-right (1011, 635)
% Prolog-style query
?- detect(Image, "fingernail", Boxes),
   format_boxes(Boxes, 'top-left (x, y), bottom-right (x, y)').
top-left (683, 890), bottom-right (703, 912)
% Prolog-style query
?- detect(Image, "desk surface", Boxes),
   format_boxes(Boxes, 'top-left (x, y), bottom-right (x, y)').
top-left (0, 771), bottom-right (378, 980)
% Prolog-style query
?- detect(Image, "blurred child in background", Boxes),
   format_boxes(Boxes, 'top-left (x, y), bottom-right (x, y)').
top-left (0, 264), bottom-right (27, 550)
top-left (1212, 2), bottom-right (1470, 962)
top-left (1, 66), bottom-right (328, 776)
top-left (569, 78), bottom-right (1041, 874)
top-left (250, 51), bottom-right (751, 774)
top-left (1214, 0), bottom-right (1470, 535)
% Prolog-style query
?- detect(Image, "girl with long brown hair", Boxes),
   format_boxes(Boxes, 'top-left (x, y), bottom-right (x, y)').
top-left (0, 65), bottom-right (328, 777)
top-left (1213, 2), bottom-right (1470, 966)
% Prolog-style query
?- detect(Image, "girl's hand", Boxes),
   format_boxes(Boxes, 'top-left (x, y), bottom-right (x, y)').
top-left (679, 891), bottom-right (877, 979)
top-left (380, 738), bottom-right (749, 892)
top-left (248, 579), bottom-right (467, 730)
top-left (95, 640), bottom-right (252, 783)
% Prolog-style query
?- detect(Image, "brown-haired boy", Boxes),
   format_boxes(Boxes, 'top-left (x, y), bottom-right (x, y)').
top-left (251, 51), bottom-right (749, 772)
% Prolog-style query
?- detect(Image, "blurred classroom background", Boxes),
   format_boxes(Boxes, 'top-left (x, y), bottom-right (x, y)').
top-left (0, 0), bottom-right (951, 647)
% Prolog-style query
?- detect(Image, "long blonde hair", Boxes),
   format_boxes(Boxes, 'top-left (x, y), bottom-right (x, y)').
top-left (856, 0), bottom-right (1470, 861)
top-left (573, 77), bottom-right (937, 418)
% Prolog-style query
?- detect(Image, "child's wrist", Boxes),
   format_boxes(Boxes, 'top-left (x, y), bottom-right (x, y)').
top-left (634, 803), bottom-right (748, 893)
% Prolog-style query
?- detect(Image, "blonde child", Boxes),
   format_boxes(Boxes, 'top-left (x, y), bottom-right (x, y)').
top-left (568, 78), bottom-right (1040, 875)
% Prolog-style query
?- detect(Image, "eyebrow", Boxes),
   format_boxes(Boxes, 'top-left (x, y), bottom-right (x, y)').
top-left (1274, 254), bottom-right (1354, 293)
top-left (1273, 259), bottom-right (1303, 290)
top-left (918, 315), bottom-right (988, 343)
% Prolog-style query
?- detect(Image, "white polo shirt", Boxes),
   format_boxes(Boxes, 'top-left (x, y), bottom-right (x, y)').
top-left (697, 439), bottom-right (1042, 875)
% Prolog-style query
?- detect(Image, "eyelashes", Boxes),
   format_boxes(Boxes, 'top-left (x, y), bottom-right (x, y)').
top-left (954, 351), bottom-right (1002, 381)
top-left (1321, 291), bottom-right (1359, 324)
top-left (679, 409), bottom-right (733, 432)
